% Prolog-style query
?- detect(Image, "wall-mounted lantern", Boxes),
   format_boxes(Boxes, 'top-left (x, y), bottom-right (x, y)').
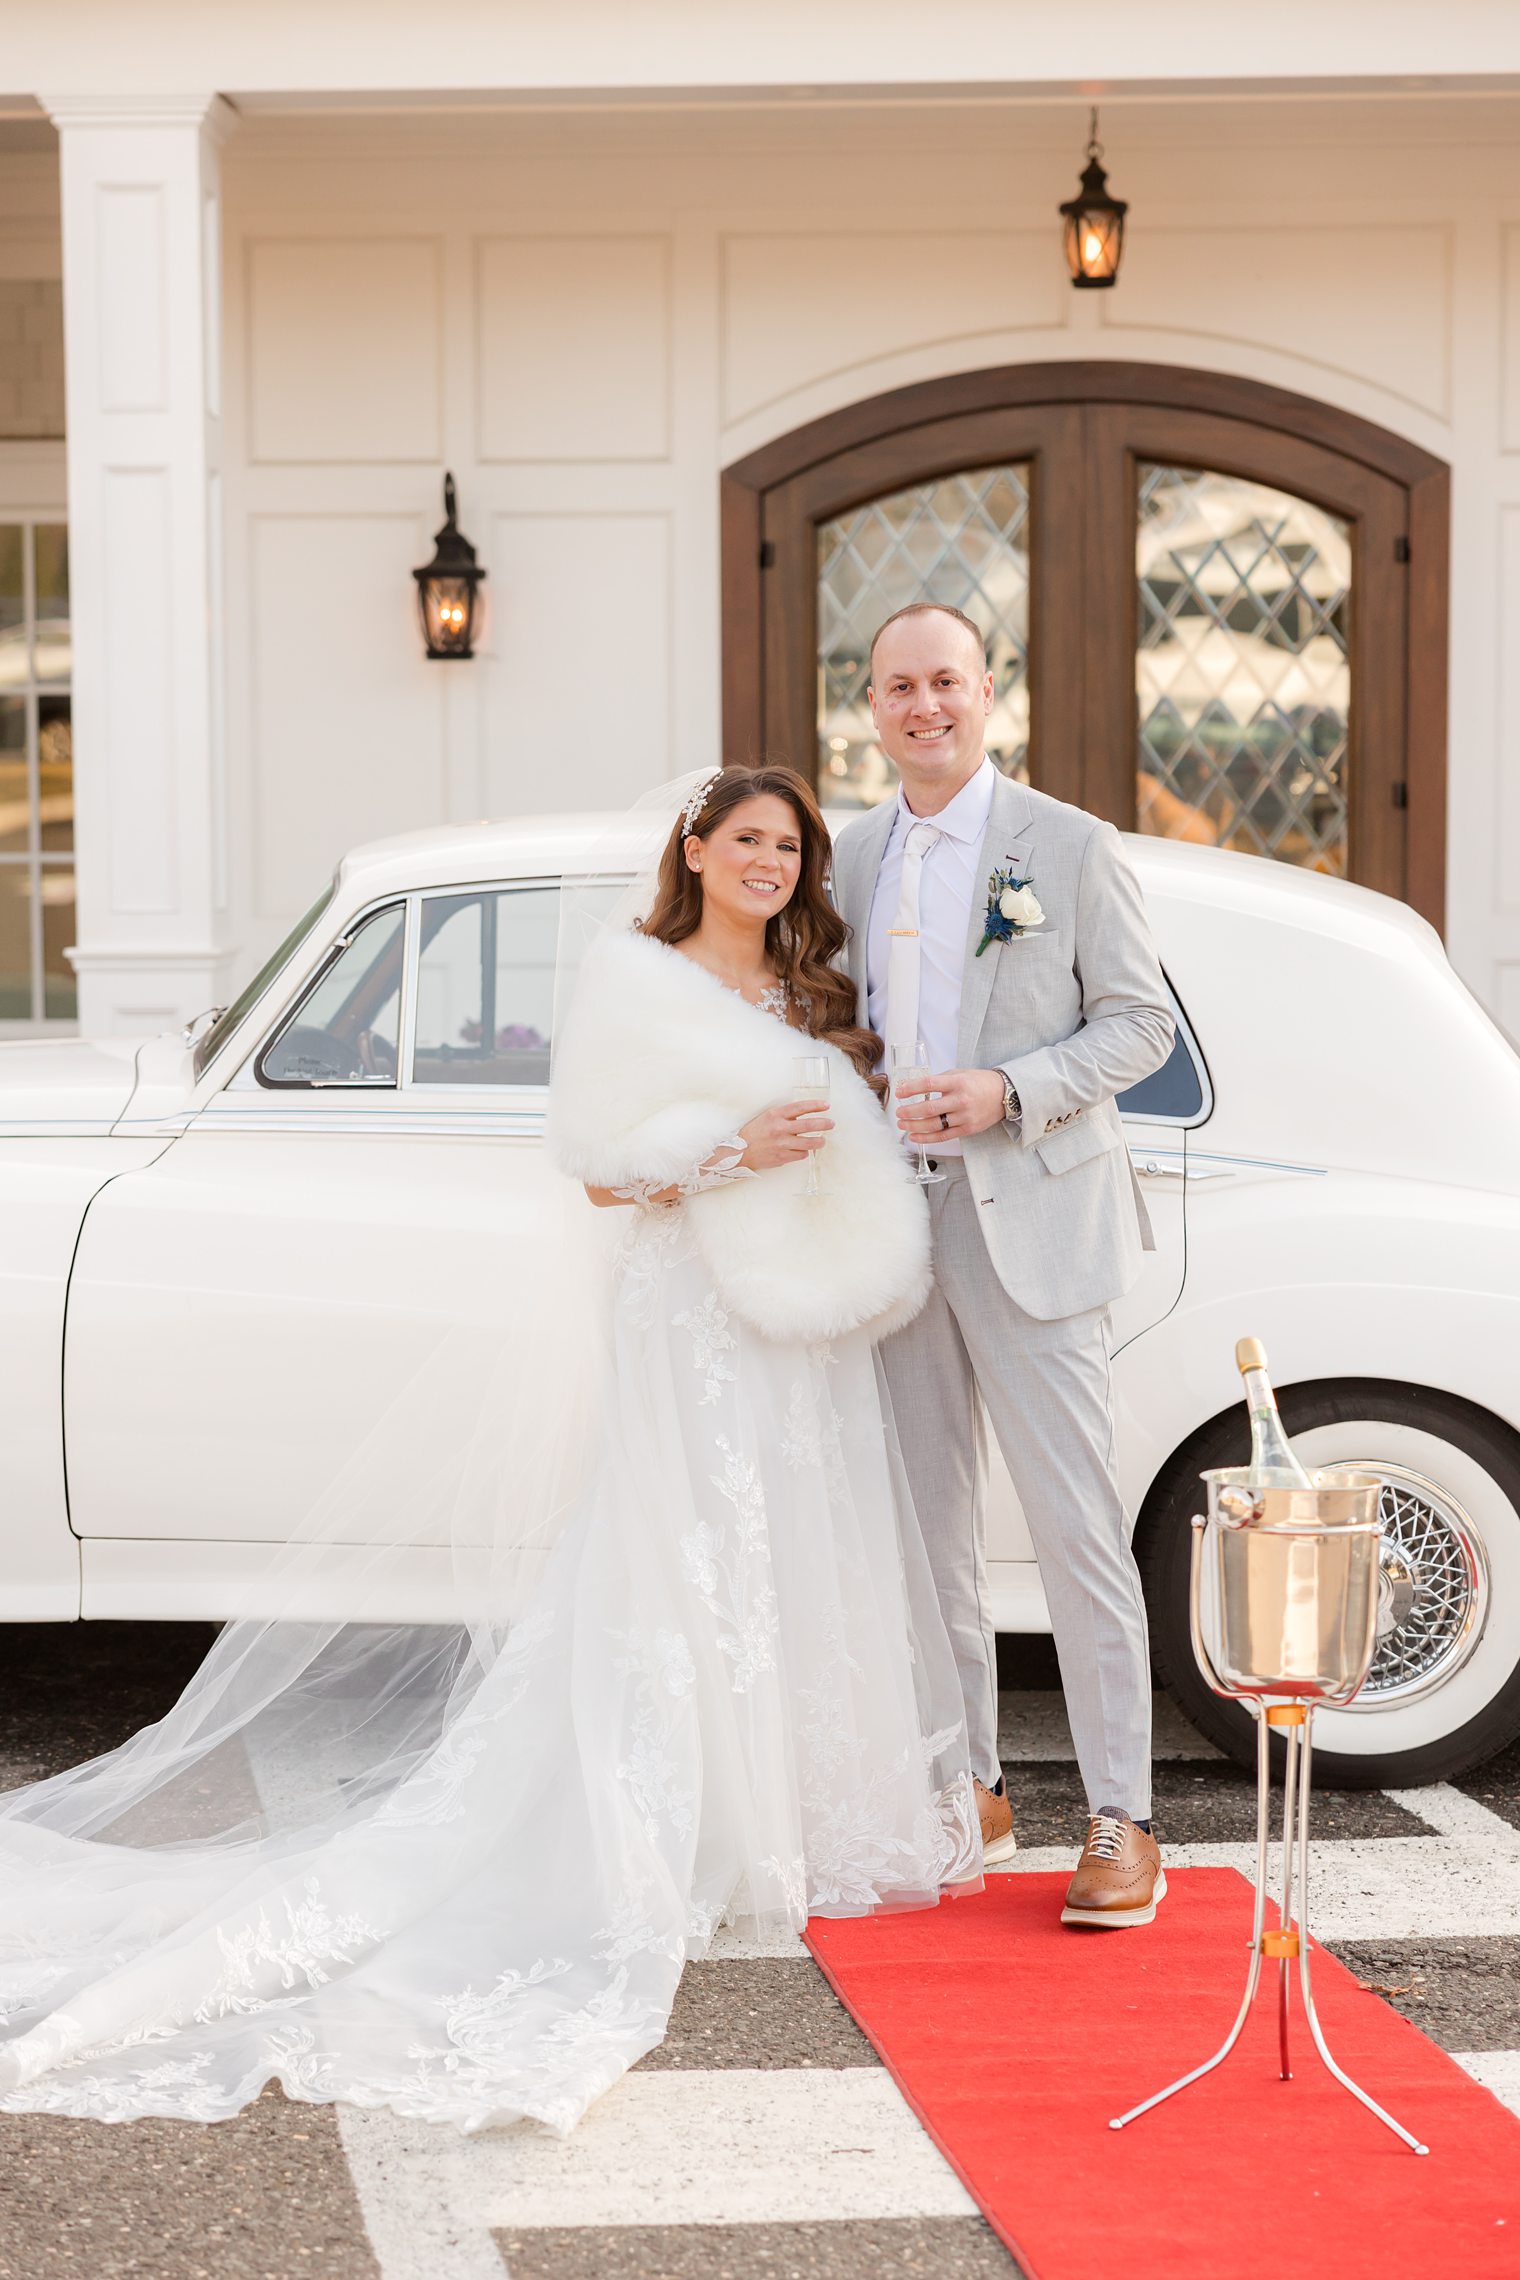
top-left (413, 473), bottom-right (486, 659)
top-left (1060, 108), bottom-right (1128, 289)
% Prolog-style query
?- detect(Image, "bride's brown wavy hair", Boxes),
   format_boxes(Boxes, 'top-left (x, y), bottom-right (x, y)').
top-left (640, 765), bottom-right (883, 1086)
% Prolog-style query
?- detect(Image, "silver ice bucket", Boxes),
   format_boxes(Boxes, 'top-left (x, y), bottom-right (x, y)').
top-left (1116, 1459), bottom-right (1427, 2159)
top-left (1191, 1467), bottom-right (1383, 1705)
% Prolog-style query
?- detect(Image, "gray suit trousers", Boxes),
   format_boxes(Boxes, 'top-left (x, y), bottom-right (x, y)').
top-left (880, 1161), bottom-right (1153, 1820)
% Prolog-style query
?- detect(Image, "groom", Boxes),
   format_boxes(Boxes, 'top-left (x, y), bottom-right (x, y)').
top-left (832, 603), bottom-right (1176, 1927)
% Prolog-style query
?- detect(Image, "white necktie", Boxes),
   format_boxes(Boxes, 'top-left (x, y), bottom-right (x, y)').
top-left (884, 821), bottom-right (941, 1062)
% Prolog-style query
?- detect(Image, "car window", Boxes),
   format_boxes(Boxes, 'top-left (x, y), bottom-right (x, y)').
top-left (412, 885), bottom-right (557, 1087)
top-left (1117, 984), bottom-right (1209, 1124)
top-left (195, 879), bottom-right (337, 1079)
top-left (256, 901), bottom-right (405, 1087)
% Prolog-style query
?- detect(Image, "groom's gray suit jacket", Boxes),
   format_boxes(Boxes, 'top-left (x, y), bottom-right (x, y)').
top-left (832, 772), bottom-right (1175, 1324)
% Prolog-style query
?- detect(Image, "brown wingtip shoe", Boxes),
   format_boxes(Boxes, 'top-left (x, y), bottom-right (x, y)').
top-left (1060, 1811), bottom-right (1165, 1927)
top-left (974, 1777), bottom-right (1018, 1867)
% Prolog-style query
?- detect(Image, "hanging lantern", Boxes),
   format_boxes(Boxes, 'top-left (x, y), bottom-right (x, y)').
top-left (1060, 108), bottom-right (1128, 289)
top-left (413, 473), bottom-right (486, 659)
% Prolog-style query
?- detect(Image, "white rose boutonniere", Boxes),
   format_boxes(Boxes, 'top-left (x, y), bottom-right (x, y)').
top-left (998, 884), bottom-right (1044, 930)
top-left (977, 867), bottom-right (1046, 955)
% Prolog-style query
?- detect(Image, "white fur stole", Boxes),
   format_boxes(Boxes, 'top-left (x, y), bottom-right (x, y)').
top-left (548, 927), bottom-right (930, 1344)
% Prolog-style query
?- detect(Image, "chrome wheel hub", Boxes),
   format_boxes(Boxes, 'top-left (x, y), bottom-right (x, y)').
top-left (1346, 1462), bottom-right (1489, 1708)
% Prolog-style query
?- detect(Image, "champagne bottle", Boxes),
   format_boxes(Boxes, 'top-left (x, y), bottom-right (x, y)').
top-left (1236, 1337), bottom-right (1312, 1489)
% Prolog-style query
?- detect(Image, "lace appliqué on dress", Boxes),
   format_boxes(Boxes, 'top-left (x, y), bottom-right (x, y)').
top-left (0, 2051), bottom-right (226, 2123)
top-left (680, 1437), bottom-right (779, 1695)
top-left (673, 1290), bottom-right (738, 1407)
top-left (781, 1344), bottom-right (843, 1474)
top-left (754, 983), bottom-right (792, 1023)
top-left (193, 1878), bottom-right (386, 2026)
top-left (608, 1624), bottom-right (699, 1847)
top-left (614, 1202), bottom-right (689, 1327)
top-left (607, 1134), bottom-right (754, 1210)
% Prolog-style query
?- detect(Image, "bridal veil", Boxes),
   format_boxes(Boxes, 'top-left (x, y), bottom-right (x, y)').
top-left (0, 769), bottom-right (977, 2130)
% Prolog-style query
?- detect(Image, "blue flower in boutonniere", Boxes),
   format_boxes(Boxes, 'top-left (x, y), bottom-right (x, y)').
top-left (975, 866), bottom-right (1046, 956)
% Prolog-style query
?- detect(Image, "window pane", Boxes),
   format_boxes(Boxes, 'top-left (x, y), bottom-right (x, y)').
top-left (0, 527), bottom-right (23, 693)
top-left (38, 865), bottom-right (75, 1021)
top-left (37, 696), bottom-right (71, 853)
top-left (1117, 1031), bottom-right (1204, 1121)
top-left (0, 866), bottom-right (31, 1019)
top-left (1137, 464), bottom-right (1351, 877)
top-left (491, 887), bottom-right (556, 1083)
top-left (258, 901), bottom-right (404, 1086)
top-left (33, 525), bottom-right (70, 684)
top-left (0, 695), bottom-right (27, 855)
top-left (413, 886), bottom-right (557, 1087)
top-left (817, 465), bottom-right (1030, 812)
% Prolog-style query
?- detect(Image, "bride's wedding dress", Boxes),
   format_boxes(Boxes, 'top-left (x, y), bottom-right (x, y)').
top-left (0, 924), bottom-right (977, 2131)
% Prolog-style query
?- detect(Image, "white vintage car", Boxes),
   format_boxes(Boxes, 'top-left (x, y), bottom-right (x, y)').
top-left (4, 814), bottom-right (1520, 1790)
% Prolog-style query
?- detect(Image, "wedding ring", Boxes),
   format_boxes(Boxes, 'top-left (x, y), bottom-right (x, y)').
top-left (939, 1111), bottom-right (950, 1131)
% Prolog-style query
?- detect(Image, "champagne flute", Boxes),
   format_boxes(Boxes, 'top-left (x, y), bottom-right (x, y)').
top-left (793, 1053), bottom-right (830, 1197)
top-left (889, 1039), bottom-right (945, 1187)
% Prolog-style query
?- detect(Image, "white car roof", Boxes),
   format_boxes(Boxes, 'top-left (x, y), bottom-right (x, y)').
top-left (336, 805), bottom-right (1445, 972)
top-left (332, 805), bottom-right (1520, 1197)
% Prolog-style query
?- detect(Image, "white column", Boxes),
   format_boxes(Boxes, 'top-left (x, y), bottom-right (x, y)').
top-left (45, 93), bottom-right (236, 1036)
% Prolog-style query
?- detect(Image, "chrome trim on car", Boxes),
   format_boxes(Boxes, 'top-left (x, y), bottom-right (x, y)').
top-left (196, 1100), bottom-right (548, 1139)
top-left (180, 1006), bottom-right (224, 1047)
top-left (399, 893), bottom-right (420, 1089)
top-left (1186, 1149), bottom-right (1328, 1178)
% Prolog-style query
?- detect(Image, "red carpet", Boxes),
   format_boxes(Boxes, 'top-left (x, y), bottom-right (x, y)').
top-left (806, 1869), bottom-right (1520, 2280)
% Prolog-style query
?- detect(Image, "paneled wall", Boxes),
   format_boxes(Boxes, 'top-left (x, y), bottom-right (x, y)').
top-left (206, 99), bottom-right (1520, 1023)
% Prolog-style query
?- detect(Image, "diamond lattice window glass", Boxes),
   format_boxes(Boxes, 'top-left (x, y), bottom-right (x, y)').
top-left (816, 466), bottom-right (1030, 811)
top-left (1137, 464), bottom-right (1351, 876)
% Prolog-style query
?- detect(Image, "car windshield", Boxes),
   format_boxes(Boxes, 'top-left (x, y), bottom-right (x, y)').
top-left (193, 881), bottom-right (338, 1079)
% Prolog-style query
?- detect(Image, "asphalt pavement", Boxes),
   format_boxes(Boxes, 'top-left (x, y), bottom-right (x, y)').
top-left (2, 1624), bottom-right (1519, 2280)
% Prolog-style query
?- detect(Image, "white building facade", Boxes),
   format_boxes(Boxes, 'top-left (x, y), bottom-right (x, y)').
top-left (2, 4), bottom-right (1520, 1035)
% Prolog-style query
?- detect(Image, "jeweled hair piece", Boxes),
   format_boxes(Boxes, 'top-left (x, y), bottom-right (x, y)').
top-left (680, 769), bottom-right (723, 838)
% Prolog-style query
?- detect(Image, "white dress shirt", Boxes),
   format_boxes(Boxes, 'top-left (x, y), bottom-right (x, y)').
top-left (865, 757), bottom-right (996, 1156)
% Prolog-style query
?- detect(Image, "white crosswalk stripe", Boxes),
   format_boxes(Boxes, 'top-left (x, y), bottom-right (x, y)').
top-left (1454, 2050), bottom-right (1520, 2110)
top-left (342, 2071), bottom-right (977, 2279)
top-left (1001, 1837), bottom-right (1520, 1938)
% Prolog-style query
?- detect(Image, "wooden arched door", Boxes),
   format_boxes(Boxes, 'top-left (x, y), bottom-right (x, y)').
top-left (721, 364), bottom-right (1448, 926)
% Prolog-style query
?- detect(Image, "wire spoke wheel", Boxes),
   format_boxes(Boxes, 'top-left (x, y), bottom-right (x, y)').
top-left (1352, 1463), bottom-right (1489, 1707)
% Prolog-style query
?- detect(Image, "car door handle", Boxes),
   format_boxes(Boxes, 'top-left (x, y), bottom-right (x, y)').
top-left (1134, 1159), bottom-right (1236, 1182)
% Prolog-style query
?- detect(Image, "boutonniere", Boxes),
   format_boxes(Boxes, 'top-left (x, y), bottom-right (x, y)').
top-left (975, 865), bottom-right (1045, 956)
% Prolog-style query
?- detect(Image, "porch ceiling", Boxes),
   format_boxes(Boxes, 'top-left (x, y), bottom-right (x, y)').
top-left (5, 0), bottom-right (1520, 110)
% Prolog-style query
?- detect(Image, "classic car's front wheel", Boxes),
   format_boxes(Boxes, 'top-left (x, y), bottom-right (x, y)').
top-left (1140, 1381), bottom-right (1520, 1788)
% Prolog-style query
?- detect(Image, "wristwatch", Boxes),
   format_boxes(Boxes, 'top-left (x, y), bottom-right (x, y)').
top-left (1000, 1073), bottom-right (1022, 1128)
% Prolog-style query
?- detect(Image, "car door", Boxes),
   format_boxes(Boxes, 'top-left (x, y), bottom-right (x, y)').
top-left (983, 993), bottom-right (1203, 1623)
top-left (64, 880), bottom-right (568, 1616)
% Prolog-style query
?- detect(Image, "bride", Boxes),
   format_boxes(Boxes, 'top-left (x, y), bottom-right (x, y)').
top-left (0, 764), bottom-right (980, 2133)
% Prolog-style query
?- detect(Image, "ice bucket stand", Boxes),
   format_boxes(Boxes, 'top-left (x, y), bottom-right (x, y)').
top-left (1109, 1465), bottom-right (1429, 2155)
